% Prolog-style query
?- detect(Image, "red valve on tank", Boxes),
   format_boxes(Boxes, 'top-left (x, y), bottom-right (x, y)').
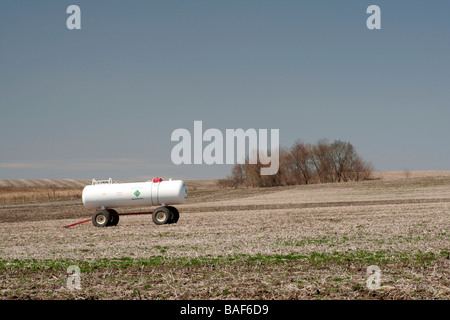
top-left (153, 177), bottom-right (163, 183)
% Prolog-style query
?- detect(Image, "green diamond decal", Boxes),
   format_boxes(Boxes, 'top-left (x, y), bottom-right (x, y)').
top-left (134, 190), bottom-right (141, 197)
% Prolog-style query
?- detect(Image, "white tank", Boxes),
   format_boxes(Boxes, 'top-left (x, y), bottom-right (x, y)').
top-left (82, 178), bottom-right (187, 210)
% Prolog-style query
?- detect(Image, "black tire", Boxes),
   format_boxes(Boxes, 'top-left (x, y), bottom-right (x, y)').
top-left (166, 206), bottom-right (179, 224)
top-left (92, 210), bottom-right (111, 227)
top-left (152, 207), bottom-right (172, 225)
top-left (108, 209), bottom-right (120, 226)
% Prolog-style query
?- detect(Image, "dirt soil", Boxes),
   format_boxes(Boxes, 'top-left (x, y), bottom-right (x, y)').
top-left (0, 171), bottom-right (449, 300)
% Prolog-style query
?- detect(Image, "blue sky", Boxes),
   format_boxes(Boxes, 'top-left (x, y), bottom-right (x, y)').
top-left (0, 1), bottom-right (449, 180)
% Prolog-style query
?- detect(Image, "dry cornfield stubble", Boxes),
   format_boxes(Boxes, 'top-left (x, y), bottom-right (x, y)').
top-left (0, 172), bottom-right (449, 299)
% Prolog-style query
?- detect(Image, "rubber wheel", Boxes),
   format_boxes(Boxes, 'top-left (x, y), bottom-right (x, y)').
top-left (152, 207), bottom-right (172, 225)
top-left (166, 206), bottom-right (179, 224)
top-left (92, 210), bottom-right (111, 227)
top-left (108, 209), bottom-right (120, 226)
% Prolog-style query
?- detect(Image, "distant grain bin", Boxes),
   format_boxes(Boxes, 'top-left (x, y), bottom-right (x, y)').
top-left (82, 178), bottom-right (187, 227)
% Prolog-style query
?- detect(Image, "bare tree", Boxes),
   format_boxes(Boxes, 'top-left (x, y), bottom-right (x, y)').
top-left (328, 140), bottom-right (357, 182)
top-left (311, 139), bottom-right (335, 183)
top-left (230, 164), bottom-right (245, 188)
top-left (289, 140), bottom-right (315, 184)
top-left (223, 137), bottom-right (373, 188)
top-left (350, 156), bottom-right (374, 181)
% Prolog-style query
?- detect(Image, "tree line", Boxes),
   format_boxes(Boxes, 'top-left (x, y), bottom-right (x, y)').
top-left (218, 139), bottom-right (374, 188)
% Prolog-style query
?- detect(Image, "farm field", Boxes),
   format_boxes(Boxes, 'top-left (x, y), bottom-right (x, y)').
top-left (0, 172), bottom-right (449, 300)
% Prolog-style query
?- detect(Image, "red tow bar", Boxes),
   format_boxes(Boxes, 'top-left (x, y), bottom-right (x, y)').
top-left (63, 211), bottom-right (154, 228)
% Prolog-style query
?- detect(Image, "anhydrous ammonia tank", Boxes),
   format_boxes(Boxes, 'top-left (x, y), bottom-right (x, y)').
top-left (82, 178), bottom-right (187, 227)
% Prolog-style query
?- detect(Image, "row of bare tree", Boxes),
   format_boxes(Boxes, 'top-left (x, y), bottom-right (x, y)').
top-left (218, 139), bottom-right (374, 188)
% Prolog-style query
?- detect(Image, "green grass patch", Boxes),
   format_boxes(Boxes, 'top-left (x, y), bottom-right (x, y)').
top-left (0, 249), bottom-right (446, 273)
